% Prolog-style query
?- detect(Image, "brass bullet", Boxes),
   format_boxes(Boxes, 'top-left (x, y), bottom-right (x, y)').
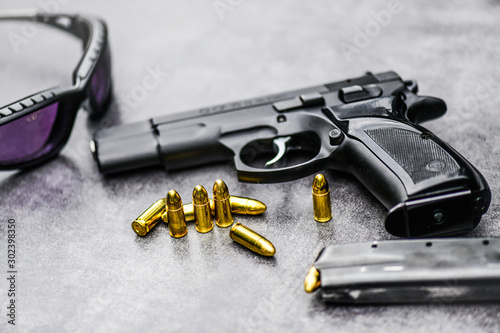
top-left (214, 196), bottom-right (267, 215)
top-left (312, 174), bottom-right (332, 222)
top-left (229, 223), bottom-right (276, 257)
top-left (166, 190), bottom-right (187, 238)
top-left (213, 179), bottom-right (234, 228)
top-left (131, 198), bottom-right (165, 236)
top-left (304, 266), bottom-right (321, 293)
top-left (162, 196), bottom-right (267, 223)
top-left (193, 185), bottom-right (214, 233)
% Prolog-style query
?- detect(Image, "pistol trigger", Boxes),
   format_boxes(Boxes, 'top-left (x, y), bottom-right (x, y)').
top-left (265, 136), bottom-right (291, 167)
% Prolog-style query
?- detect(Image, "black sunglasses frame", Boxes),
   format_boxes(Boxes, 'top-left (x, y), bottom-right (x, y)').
top-left (0, 11), bottom-right (112, 170)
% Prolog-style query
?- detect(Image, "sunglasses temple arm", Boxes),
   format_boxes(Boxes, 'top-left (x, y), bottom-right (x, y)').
top-left (0, 9), bottom-right (38, 21)
top-left (0, 11), bottom-right (92, 43)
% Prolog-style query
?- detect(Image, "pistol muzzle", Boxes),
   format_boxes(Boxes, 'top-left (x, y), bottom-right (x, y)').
top-left (91, 121), bottom-right (161, 174)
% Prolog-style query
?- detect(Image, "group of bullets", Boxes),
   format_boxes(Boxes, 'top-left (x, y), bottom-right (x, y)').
top-left (132, 179), bottom-right (276, 256)
top-left (132, 174), bottom-right (331, 257)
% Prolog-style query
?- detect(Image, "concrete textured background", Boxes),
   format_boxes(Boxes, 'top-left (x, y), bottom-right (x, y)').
top-left (0, 0), bottom-right (499, 332)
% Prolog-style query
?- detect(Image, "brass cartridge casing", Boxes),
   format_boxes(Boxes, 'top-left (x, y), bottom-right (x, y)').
top-left (213, 179), bottom-right (234, 228)
top-left (230, 223), bottom-right (276, 257)
top-left (162, 196), bottom-right (267, 223)
top-left (304, 266), bottom-right (321, 293)
top-left (193, 185), bottom-right (214, 233)
top-left (166, 190), bottom-right (187, 238)
top-left (312, 174), bottom-right (332, 222)
top-left (131, 198), bottom-right (166, 236)
top-left (163, 203), bottom-right (194, 223)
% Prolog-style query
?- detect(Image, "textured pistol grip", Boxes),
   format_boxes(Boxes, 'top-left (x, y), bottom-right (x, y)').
top-left (340, 119), bottom-right (490, 238)
top-left (364, 127), bottom-right (460, 185)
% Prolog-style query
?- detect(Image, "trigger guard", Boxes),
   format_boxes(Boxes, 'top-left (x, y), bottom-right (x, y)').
top-left (234, 144), bottom-right (335, 184)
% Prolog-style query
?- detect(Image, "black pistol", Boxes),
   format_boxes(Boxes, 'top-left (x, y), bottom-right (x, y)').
top-left (91, 71), bottom-right (490, 237)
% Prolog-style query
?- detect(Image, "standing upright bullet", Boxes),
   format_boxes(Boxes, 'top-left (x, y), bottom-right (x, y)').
top-left (230, 223), bottom-right (276, 256)
top-left (312, 174), bottom-right (332, 222)
top-left (213, 179), bottom-right (234, 228)
top-left (131, 198), bottom-right (165, 236)
top-left (193, 185), bottom-right (214, 233)
top-left (166, 190), bottom-right (188, 238)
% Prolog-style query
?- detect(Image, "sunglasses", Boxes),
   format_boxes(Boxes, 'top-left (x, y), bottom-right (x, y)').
top-left (0, 11), bottom-right (112, 170)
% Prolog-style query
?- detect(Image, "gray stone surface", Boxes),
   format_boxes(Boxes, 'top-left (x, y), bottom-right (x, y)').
top-left (0, 1), bottom-right (499, 332)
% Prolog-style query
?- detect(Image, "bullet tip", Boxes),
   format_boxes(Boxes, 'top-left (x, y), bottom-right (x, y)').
top-left (193, 185), bottom-right (209, 204)
top-left (246, 200), bottom-right (267, 215)
top-left (304, 266), bottom-right (321, 293)
top-left (312, 174), bottom-right (329, 194)
top-left (166, 190), bottom-right (183, 209)
top-left (213, 179), bottom-right (230, 199)
top-left (256, 238), bottom-right (276, 256)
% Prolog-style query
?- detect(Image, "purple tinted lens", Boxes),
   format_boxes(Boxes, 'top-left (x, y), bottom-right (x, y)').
top-left (0, 103), bottom-right (58, 165)
top-left (90, 46), bottom-right (111, 109)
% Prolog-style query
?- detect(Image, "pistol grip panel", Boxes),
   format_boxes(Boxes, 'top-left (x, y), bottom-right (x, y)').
top-left (344, 119), bottom-right (490, 238)
top-left (364, 127), bottom-right (460, 185)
